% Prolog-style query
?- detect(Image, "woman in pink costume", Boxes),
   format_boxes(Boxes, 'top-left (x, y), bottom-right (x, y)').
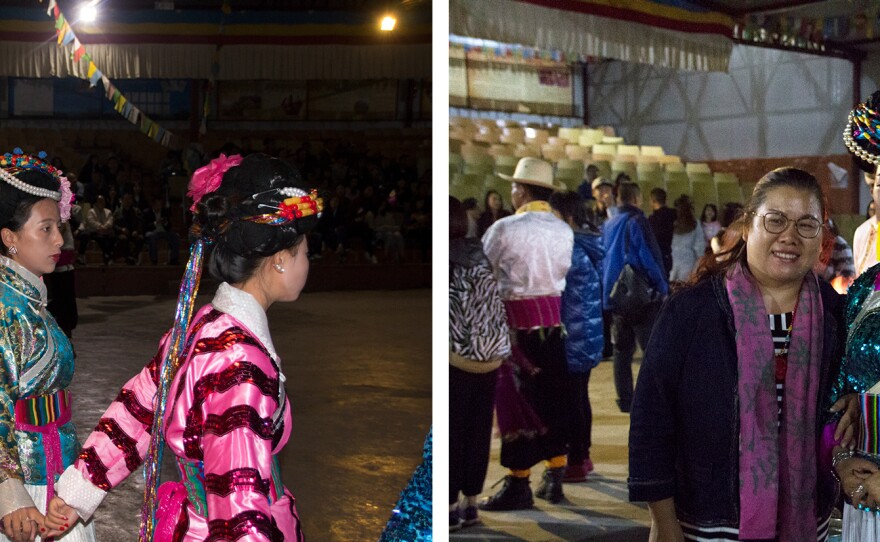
top-left (43, 153), bottom-right (321, 541)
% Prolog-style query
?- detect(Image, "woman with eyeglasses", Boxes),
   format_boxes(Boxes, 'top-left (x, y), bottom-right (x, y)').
top-left (629, 167), bottom-right (858, 542)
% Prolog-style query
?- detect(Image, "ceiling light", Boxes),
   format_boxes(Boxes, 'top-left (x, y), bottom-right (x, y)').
top-left (380, 15), bottom-right (396, 32)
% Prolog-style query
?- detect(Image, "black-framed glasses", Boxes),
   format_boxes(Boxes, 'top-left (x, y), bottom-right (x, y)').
top-left (754, 211), bottom-right (823, 239)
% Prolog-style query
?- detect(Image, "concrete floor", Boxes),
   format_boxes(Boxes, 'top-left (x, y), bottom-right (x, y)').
top-left (450, 359), bottom-right (651, 542)
top-left (65, 288), bottom-right (431, 541)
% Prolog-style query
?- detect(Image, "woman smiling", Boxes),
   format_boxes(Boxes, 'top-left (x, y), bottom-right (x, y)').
top-left (629, 167), bottom-right (857, 542)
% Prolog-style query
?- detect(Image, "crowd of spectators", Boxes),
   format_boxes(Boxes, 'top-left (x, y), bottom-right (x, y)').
top-left (57, 136), bottom-right (431, 266)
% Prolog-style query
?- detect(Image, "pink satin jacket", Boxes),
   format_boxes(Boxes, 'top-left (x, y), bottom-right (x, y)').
top-left (58, 289), bottom-right (303, 541)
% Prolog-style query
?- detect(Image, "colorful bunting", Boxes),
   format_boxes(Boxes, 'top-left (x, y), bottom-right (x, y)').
top-left (45, 4), bottom-right (181, 149)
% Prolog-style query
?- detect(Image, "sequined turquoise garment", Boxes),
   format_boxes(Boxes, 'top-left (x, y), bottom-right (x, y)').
top-left (378, 428), bottom-right (432, 542)
top-left (831, 264), bottom-right (880, 407)
top-left (0, 256), bottom-right (78, 485)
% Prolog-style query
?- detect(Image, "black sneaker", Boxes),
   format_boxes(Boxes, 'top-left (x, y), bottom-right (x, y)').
top-left (534, 467), bottom-right (565, 503)
top-left (450, 509), bottom-right (463, 532)
top-left (461, 505), bottom-right (480, 527)
top-left (478, 476), bottom-right (533, 511)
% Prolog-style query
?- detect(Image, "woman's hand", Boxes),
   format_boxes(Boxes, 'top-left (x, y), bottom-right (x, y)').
top-left (832, 393), bottom-right (860, 449)
top-left (43, 496), bottom-right (78, 538)
top-left (1, 507), bottom-right (44, 542)
top-left (838, 456), bottom-right (880, 507)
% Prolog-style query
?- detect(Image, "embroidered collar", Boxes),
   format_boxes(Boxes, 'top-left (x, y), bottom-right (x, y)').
top-left (211, 282), bottom-right (277, 360)
top-left (0, 255), bottom-right (47, 310)
top-left (515, 200), bottom-right (552, 214)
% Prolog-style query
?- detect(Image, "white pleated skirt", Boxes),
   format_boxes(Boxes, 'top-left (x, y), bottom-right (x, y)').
top-left (842, 502), bottom-right (880, 542)
top-left (0, 484), bottom-right (96, 542)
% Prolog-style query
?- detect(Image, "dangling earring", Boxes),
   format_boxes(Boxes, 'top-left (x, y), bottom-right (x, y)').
top-left (8, 246), bottom-right (17, 255)
top-left (273, 263), bottom-right (285, 273)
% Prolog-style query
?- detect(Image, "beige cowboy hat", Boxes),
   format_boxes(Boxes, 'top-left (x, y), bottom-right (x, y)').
top-left (498, 157), bottom-right (565, 191)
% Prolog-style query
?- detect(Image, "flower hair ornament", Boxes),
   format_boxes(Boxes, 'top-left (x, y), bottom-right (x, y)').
top-left (243, 187), bottom-right (324, 225)
top-left (187, 153), bottom-right (244, 211)
top-left (0, 148), bottom-right (74, 221)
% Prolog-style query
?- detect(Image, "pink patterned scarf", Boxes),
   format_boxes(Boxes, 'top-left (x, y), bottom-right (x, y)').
top-left (726, 262), bottom-right (822, 541)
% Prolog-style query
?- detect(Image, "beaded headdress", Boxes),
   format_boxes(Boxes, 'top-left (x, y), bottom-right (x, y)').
top-left (0, 148), bottom-right (74, 221)
top-left (243, 187), bottom-right (324, 225)
top-left (844, 92), bottom-right (880, 172)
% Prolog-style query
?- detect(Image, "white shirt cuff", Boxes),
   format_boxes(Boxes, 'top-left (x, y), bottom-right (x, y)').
top-left (56, 466), bottom-right (106, 522)
top-left (0, 478), bottom-right (35, 518)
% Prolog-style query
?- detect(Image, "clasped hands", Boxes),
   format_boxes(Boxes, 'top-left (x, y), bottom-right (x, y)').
top-left (0, 497), bottom-right (79, 541)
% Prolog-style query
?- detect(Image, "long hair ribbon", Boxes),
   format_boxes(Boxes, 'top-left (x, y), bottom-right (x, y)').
top-left (139, 239), bottom-right (208, 542)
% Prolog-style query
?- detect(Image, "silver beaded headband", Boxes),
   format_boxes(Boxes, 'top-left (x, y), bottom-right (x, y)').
top-left (0, 167), bottom-right (62, 201)
top-left (843, 111), bottom-right (880, 167)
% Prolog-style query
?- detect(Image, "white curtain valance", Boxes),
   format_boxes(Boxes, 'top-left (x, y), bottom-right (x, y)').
top-left (450, 0), bottom-right (732, 73)
top-left (0, 41), bottom-right (431, 80)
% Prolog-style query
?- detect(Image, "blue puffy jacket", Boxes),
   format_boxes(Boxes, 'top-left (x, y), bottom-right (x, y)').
top-left (562, 229), bottom-right (605, 373)
top-left (602, 204), bottom-right (669, 311)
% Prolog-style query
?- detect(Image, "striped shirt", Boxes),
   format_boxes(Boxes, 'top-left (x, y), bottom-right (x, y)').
top-left (682, 312), bottom-right (829, 542)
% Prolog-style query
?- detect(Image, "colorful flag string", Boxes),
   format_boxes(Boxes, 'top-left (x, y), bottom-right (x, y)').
top-left (43, 0), bottom-right (182, 149)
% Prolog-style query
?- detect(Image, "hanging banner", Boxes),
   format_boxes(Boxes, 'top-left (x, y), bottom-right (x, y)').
top-left (43, 0), bottom-right (182, 149)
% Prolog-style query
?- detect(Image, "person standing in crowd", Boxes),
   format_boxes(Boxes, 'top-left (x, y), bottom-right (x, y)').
top-left (548, 191), bottom-right (604, 484)
top-left (461, 197), bottom-right (480, 238)
top-left (449, 196), bottom-right (511, 531)
top-left (603, 182), bottom-right (668, 413)
top-left (647, 187), bottom-right (676, 276)
top-left (44, 217), bottom-right (78, 340)
top-left (710, 201), bottom-right (746, 254)
top-left (669, 195), bottom-right (705, 283)
top-left (0, 149), bottom-right (95, 541)
top-left (577, 164), bottom-right (600, 201)
top-left (142, 197), bottom-right (181, 266)
top-left (477, 190), bottom-right (510, 238)
top-left (590, 177), bottom-right (615, 228)
top-left (630, 167), bottom-right (857, 541)
top-left (700, 203), bottom-right (721, 245)
top-left (46, 153), bottom-right (318, 540)
top-left (854, 172), bottom-right (880, 276)
top-left (479, 157), bottom-right (573, 510)
top-left (814, 218), bottom-right (855, 294)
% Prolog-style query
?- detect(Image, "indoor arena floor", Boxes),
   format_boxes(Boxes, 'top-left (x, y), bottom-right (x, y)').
top-left (66, 288), bottom-right (431, 542)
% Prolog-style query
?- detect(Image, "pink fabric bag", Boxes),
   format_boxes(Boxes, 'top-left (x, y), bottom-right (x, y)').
top-left (154, 481), bottom-right (187, 542)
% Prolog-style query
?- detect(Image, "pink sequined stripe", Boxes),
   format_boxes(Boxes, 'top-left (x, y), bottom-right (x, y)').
top-left (503, 296), bottom-right (562, 330)
top-left (205, 511), bottom-right (282, 542)
top-left (203, 405), bottom-right (274, 439)
top-left (205, 468), bottom-right (271, 498)
top-left (184, 363), bottom-right (279, 459)
top-left (95, 418), bottom-right (142, 472)
top-left (192, 327), bottom-right (271, 358)
top-left (173, 310), bottom-right (226, 402)
top-left (115, 388), bottom-right (154, 432)
top-left (77, 447), bottom-right (111, 490)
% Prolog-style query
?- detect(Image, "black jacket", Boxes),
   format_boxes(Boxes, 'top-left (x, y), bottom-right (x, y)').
top-left (628, 273), bottom-right (845, 528)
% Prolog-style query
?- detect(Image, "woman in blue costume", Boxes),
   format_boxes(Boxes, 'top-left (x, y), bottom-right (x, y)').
top-left (831, 91), bottom-right (880, 540)
top-left (378, 429), bottom-right (432, 542)
top-left (0, 149), bottom-right (94, 542)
